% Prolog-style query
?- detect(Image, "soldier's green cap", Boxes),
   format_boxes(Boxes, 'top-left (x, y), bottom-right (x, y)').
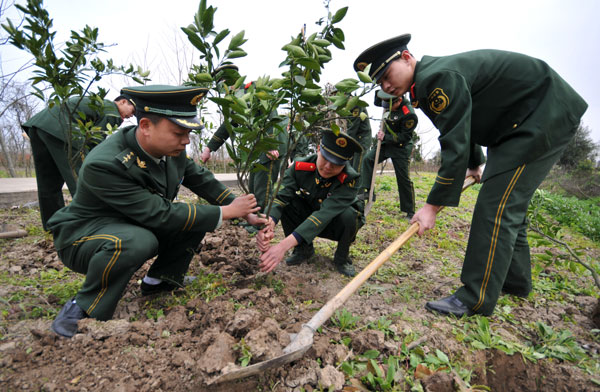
top-left (120, 85), bottom-right (207, 130)
top-left (354, 34), bottom-right (411, 83)
top-left (320, 130), bottom-right (363, 166)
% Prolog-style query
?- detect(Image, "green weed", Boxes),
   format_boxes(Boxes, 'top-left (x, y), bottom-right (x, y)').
top-left (233, 338), bottom-right (253, 367)
top-left (331, 308), bottom-right (360, 331)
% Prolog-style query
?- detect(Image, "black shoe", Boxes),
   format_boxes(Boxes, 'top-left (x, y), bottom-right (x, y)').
top-left (333, 257), bottom-right (356, 277)
top-left (405, 212), bottom-right (414, 220)
top-left (425, 294), bottom-right (473, 317)
top-left (51, 299), bottom-right (87, 338)
top-left (141, 276), bottom-right (196, 296)
top-left (285, 244), bottom-right (315, 266)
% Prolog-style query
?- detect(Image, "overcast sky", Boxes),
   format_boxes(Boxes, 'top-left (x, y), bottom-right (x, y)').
top-left (3, 0), bottom-right (599, 158)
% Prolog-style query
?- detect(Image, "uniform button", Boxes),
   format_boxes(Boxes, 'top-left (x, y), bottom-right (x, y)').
top-left (513, 123), bottom-right (518, 128)
top-left (318, 199), bottom-right (322, 203)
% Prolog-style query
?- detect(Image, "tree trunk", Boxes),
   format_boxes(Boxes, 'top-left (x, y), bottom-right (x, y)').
top-left (0, 130), bottom-right (17, 177)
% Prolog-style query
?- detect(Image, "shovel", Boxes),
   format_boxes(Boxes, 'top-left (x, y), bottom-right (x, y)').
top-left (209, 176), bottom-right (477, 385)
top-left (364, 137), bottom-right (381, 216)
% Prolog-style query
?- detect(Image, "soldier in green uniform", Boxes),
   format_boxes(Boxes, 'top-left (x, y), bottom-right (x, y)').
top-left (21, 95), bottom-right (135, 230)
top-left (354, 34), bottom-right (587, 316)
top-left (47, 85), bottom-right (264, 338)
top-left (346, 104), bottom-right (372, 172)
top-left (256, 131), bottom-right (365, 277)
top-left (359, 90), bottom-right (417, 219)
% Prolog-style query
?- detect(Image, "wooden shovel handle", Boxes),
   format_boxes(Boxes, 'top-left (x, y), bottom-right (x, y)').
top-left (305, 176), bottom-right (477, 331)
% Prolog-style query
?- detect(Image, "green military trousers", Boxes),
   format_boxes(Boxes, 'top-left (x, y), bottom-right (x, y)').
top-left (455, 140), bottom-right (570, 315)
top-left (58, 222), bottom-right (204, 320)
top-left (281, 200), bottom-right (365, 260)
top-left (28, 128), bottom-right (80, 230)
top-left (249, 158), bottom-right (283, 211)
top-left (360, 141), bottom-right (415, 214)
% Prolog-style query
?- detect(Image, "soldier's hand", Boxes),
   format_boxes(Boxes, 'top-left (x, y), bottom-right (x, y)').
top-left (377, 130), bottom-right (385, 140)
top-left (257, 226), bottom-right (274, 252)
top-left (245, 213), bottom-right (267, 227)
top-left (201, 147), bottom-right (212, 163)
top-left (222, 194), bottom-right (260, 220)
top-left (410, 203), bottom-right (438, 236)
top-left (267, 150), bottom-right (280, 160)
top-left (259, 234), bottom-right (298, 272)
top-left (466, 166), bottom-right (482, 183)
top-left (259, 243), bottom-right (286, 272)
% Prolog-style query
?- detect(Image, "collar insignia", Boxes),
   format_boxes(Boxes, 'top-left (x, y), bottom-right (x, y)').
top-left (136, 157), bottom-right (147, 169)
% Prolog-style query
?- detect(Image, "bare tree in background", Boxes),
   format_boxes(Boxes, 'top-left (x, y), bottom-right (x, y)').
top-left (0, 80), bottom-right (38, 176)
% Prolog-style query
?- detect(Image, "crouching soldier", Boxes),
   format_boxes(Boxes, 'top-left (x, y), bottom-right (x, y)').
top-left (256, 131), bottom-right (365, 277)
top-left (47, 85), bottom-right (264, 338)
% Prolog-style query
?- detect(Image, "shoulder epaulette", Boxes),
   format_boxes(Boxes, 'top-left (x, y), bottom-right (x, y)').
top-left (337, 172), bottom-right (348, 183)
top-left (295, 161), bottom-right (316, 171)
top-left (116, 149), bottom-right (136, 169)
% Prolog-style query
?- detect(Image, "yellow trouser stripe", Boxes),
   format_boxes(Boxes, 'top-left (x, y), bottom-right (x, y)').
top-left (473, 164), bottom-right (525, 311)
top-left (73, 234), bottom-right (122, 315)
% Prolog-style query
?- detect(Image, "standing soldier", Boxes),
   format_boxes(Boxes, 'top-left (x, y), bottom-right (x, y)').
top-left (257, 131), bottom-right (365, 277)
top-left (354, 34), bottom-right (587, 317)
top-left (47, 85), bottom-right (264, 338)
top-left (359, 90), bottom-right (417, 219)
top-left (22, 95), bottom-right (135, 230)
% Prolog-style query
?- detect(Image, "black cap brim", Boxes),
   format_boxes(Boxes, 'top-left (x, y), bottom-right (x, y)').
top-left (354, 34), bottom-right (411, 82)
top-left (168, 116), bottom-right (204, 130)
top-left (320, 144), bottom-right (347, 165)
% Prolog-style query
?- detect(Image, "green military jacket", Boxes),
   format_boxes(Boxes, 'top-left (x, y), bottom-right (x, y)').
top-left (22, 97), bottom-right (123, 149)
top-left (269, 154), bottom-right (361, 243)
top-left (410, 49), bottom-right (588, 206)
top-left (347, 106), bottom-right (372, 153)
top-left (47, 125), bottom-right (236, 250)
top-left (380, 98), bottom-right (418, 159)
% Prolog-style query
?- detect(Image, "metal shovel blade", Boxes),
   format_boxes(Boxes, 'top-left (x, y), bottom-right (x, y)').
top-left (207, 326), bottom-right (315, 385)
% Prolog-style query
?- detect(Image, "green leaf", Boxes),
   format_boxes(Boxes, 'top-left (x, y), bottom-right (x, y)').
top-left (357, 71), bottom-right (372, 83)
top-left (331, 123), bottom-right (340, 135)
top-left (436, 349), bottom-right (449, 364)
top-left (345, 95), bottom-right (360, 110)
top-left (210, 97), bottom-right (233, 106)
top-left (282, 44), bottom-right (307, 57)
top-left (213, 29), bottom-right (230, 45)
top-left (297, 57), bottom-right (321, 71)
top-left (294, 75), bottom-right (306, 86)
top-left (334, 78), bottom-right (359, 93)
top-left (361, 349), bottom-right (380, 359)
top-left (226, 49), bottom-right (247, 59)
top-left (194, 73), bottom-right (213, 82)
top-left (313, 39), bottom-right (331, 47)
top-left (331, 7), bottom-right (348, 23)
top-left (228, 30), bottom-right (246, 50)
top-left (182, 28), bottom-right (205, 51)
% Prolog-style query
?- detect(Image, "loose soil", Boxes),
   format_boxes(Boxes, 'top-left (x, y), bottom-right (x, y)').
top-left (0, 182), bottom-right (599, 391)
